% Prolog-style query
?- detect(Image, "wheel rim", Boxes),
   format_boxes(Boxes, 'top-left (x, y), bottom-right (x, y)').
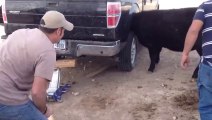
top-left (131, 38), bottom-right (136, 65)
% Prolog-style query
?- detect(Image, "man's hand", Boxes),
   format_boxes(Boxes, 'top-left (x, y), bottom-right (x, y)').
top-left (181, 53), bottom-right (190, 69)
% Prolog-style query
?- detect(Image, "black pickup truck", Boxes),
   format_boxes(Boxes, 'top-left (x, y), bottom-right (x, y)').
top-left (2, 0), bottom-right (158, 71)
top-left (0, 1), bottom-right (2, 23)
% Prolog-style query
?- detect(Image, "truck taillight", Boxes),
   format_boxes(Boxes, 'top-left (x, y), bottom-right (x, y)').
top-left (107, 2), bottom-right (121, 28)
top-left (2, 0), bottom-right (7, 23)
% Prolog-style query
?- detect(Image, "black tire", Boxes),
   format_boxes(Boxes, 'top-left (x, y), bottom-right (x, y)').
top-left (118, 32), bottom-right (138, 71)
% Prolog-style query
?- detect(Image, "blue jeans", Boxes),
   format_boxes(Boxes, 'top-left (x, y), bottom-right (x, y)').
top-left (0, 100), bottom-right (47, 120)
top-left (198, 63), bottom-right (212, 120)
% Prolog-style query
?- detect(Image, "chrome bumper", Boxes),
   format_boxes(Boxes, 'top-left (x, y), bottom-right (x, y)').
top-left (56, 40), bottom-right (120, 57)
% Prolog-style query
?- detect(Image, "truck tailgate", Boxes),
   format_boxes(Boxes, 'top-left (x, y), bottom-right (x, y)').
top-left (47, 0), bottom-right (107, 28)
top-left (46, 0), bottom-right (109, 40)
top-left (5, 0), bottom-right (119, 41)
top-left (5, 0), bottom-right (46, 24)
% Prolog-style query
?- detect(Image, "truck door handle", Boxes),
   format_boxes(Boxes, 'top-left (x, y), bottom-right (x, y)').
top-left (47, 2), bottom-right (58, 6)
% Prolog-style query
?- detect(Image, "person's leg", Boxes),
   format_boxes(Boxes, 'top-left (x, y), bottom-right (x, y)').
top-left (198, 63), bottom-right (212, 120)
top-left (0, 104), bottom-right (22, 120)
top-left (199, 85), bottom-right (212, 120)
top-left (0, 100), bottom-right (47, 120)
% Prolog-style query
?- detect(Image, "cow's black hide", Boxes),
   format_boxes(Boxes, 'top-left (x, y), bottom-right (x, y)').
top-left (131, 7), bottom-right (202, 78)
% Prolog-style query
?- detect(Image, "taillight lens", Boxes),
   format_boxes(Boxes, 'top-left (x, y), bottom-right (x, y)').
top-left (107, 2), bottom-right (121, 28)
top-left (2, 0), bottom-right (7, 23)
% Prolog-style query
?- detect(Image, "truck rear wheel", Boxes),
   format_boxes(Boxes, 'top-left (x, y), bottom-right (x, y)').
top-left (118, 32), bottom-right (137, 71)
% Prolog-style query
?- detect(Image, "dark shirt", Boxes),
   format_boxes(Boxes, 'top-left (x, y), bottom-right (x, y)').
top-left (194, 0), bottom-right (212, 66)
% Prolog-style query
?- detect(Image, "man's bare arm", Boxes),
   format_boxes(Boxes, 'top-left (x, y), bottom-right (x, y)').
top-left (183, 20), bottom-right (203, 56)
top-left (181, 20), bottom-right (203, 69)
top-left (31, 76), bottom-right (49, 114)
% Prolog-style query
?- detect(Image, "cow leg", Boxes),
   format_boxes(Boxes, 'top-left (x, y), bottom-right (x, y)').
top-left (156, 47), bottom-right (162, 64)
top-left (192, 66), bottom-right (199, 79)
top-left (192, 48), bottom-right (202, 78)
top-left (148, 48), bottom-right (157, 72)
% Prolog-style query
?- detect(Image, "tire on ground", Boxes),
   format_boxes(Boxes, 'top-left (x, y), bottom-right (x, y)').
top-left (118, 32), bottom-right (138, 71)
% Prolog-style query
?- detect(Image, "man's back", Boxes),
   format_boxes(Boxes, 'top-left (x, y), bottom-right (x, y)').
top-left (0, 28), bottom-right (56, 105)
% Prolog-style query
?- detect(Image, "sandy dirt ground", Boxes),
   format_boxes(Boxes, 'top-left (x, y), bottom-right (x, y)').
top-left (49, 45), bottom-right (200, 120)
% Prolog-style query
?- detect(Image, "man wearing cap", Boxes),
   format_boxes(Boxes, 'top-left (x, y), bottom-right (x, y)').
top-left (0, 11), bottom-right (73, 120)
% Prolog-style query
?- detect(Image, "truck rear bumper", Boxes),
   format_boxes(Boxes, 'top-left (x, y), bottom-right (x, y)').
top-left (56, 40), bottom-right (121, 57)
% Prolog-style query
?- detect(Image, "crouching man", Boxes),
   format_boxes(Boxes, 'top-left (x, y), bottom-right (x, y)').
top-left (0, 11), bottom-right (73, 120)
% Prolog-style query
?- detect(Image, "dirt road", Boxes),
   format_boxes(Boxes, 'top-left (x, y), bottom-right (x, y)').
top-left (0, 24), bottom-right (200, 119)
top-left (50, 46), bottom-right (200, 120)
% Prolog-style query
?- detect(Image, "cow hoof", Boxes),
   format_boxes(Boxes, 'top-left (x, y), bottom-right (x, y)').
top-left (192, 75), bottom-right (198, 79)
top-left (148, 69), bottom-right (154, 72)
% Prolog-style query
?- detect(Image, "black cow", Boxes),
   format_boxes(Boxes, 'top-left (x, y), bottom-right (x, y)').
top-left (131, 7), bottom-right (202, 78)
